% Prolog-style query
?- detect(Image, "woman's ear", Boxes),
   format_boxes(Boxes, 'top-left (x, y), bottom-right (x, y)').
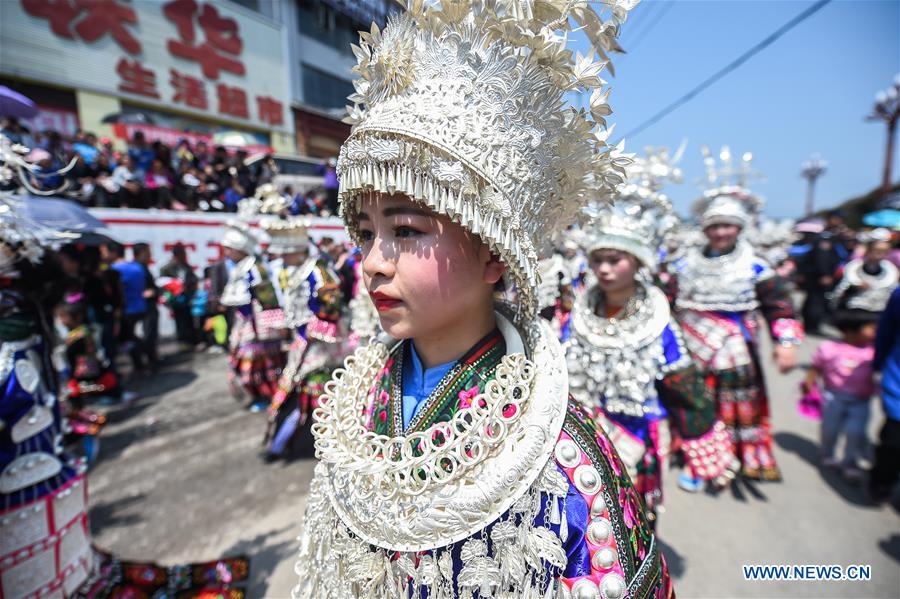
top-left (483, 251), bottom-right (507, 285)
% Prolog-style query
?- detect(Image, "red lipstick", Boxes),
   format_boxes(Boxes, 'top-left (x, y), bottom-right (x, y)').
top-left (371, 291), bottom-right (402, 312)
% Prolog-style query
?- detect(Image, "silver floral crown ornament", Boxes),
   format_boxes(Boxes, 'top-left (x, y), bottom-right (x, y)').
top-left (337, 0), bottom-right (638, 319)
top-left (693, 145), bottom-right (764, 230)
top-left (220, 220), bottom-right (258, 255)
top-left (261, 216), bottom-right (311, 255)
top-left (581, 145), bottom-right (683, 269)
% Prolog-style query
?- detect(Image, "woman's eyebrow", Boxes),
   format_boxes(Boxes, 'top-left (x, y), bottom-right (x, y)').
top-left (383, 206), bottom-right (432, 218)
top-left (357, 211), bottom-right (371, 221)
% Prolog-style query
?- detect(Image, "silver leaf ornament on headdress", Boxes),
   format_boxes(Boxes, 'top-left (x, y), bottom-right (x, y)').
top-left (581, 145), bottom-right (683, 269)
top-left (693, 146), bottom-right (764, 231)
top-left (336, 0), bottom-right (638, 319)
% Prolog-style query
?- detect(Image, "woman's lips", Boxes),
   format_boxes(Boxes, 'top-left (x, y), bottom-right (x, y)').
top-left (371, 292), bottom-right (402, 312)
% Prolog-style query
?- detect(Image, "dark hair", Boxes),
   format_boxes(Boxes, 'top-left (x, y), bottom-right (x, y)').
top-left (105, 241), bottom-right (125, 258)
top-left (172, 243), bottom-right (187, 258)
top-left (57, 300), bottom-right (86, 324)
top-left (833, 310), bottom-right (879, 333)
top-left (133, 242), bottom-right (150, 257)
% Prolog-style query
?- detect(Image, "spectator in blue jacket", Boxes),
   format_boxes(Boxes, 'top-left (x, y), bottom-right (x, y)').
top-left (107, 242), bottom-right (151, 376)
top-left (870, 286), bottom-right (900, 504)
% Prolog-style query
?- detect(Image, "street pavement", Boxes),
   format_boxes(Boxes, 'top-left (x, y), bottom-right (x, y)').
top-left (88, 336), bottom-right (900, 598)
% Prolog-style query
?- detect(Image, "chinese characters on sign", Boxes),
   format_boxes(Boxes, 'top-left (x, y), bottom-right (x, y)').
top-left (23, 0), bottom-right (142, 54)
top-left (256, 97), bottom-right (284, 126)
top-left (216, 84), bottom-right (249, 119)
top-left (163, 0), bottom-right (245, 79)
top-left (20, 0), bottom-right (285, 128)
top-left (117, 58), bottom-right (159, 99)
top-left (170, 69), bottom-right (208, 109)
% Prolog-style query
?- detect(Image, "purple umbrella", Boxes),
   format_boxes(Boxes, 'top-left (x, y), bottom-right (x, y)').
top-left (0, 86), bottom-right (38, 119)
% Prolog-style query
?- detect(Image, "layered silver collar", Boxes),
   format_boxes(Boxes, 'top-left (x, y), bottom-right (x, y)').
top-left (676, 240), bottom-right (768, 312)
top-left (566, 283), bottom-right (680, 417)
top-left (311, 312), bottom-right (568, 552)
top-left (834, 259), bottom-right (899, 313)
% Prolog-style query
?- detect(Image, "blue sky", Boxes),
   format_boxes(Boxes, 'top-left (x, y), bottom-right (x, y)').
top-left (573, 0), bottom-right (900, 219)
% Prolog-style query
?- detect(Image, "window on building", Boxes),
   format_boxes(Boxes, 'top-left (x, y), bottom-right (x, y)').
top-left (301, 64), bottom-right (355, 111)
top-left (230, 0), bottom-right (260, 11)
top-left (297, 0), bottom-right (362, 55)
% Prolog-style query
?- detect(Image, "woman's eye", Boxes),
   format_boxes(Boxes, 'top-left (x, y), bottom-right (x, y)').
top-left (394, 226), bottom-right (421, 239)
top-left (358, 229), bottom-right (375, 243)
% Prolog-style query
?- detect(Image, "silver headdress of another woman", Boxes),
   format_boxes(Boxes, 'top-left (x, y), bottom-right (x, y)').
top-left (693, 145), bottom-right (764, 230)
top-left (581, 145), bottom-right (683, 269)
top-left (337, 0), bottom-right (638, 319)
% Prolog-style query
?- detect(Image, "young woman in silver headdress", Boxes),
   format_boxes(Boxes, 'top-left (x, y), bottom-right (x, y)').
top-left (566, 150), bottom-right (733, 515)
top-left (261, 216), bottom-right (345, 460)
top-left (219, 220), bottom-right (288, 411)
top-left (668, 149), bottom-right (803, 482)
top-left (830, 229), bottom-right (898, 317)
top-left (293, 2), bottom-right (674, 598)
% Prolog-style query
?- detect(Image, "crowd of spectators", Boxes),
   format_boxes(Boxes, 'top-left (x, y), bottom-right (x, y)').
top-left (1, 117), bottom-right (338, 215)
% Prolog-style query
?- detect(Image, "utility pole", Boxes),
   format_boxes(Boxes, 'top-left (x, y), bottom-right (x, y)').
top-left (801, 155), bottom-right (827, 216)
top-left (867, 74), bottom-right (900, 198)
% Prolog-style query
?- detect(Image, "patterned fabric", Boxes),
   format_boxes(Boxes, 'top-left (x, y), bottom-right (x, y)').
top-left (229, 335), bottom-right (285, 400)
top-left (77, 552), bottom-right (250, 599)
top-left (368, 330), bottom-right (506, 437)
top-left (347, 331), bottom-right (673, 598)
top-left (266, 261), bottom-right (346, 451)
top-left (63, 325), bottom-right (119, 403)
top-left (1, 308), bottom-right (90, 598)
top-left (668, 246), bottom-right (802, 482)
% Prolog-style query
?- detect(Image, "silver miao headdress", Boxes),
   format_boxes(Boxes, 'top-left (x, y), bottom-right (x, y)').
top-left (693, 146), bottom-right (763, 230)
top-left (337, 0), bottom-right (637, 319)
top-left (262, 216), bottom-right (310, 255)
top-left (221, 220), bottom-right (258, 255)
top-left (581, 145), bottom-right (683, 269)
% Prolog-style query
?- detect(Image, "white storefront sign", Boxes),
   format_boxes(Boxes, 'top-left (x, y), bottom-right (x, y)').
top-left (0, 0), bottom-right (291, 135)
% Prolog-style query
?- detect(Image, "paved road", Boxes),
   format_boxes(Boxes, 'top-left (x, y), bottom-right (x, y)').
top-left (88, 337), bottom-right (900, 598)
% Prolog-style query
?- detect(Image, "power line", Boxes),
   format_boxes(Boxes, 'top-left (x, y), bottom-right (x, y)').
top-left (625, 0), bottom-right (676, 53)
top-left (618, 0), bottom-right (832, 142)
top-left (620, 1), bottom-right (664, 48)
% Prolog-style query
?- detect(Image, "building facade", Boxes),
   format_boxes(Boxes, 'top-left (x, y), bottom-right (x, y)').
top-left (0, 0), bottom-right (295, 153)
top-left (280, 0), bottom-right (396, 158)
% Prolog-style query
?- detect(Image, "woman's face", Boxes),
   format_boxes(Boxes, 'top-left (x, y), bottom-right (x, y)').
top-left (59, 253), bottom-right (80, 276)
top-left (866, 241), bottom-right (890, 263)
top-left (589, 249), bottom-right (638, 294)
top-left (356, 193), bottom-right (505, 340)
top-left (705, 223), bottom-right (741, 253)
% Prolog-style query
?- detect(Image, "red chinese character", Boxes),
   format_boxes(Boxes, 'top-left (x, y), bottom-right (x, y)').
top-left (117, 58), bottom-right (159, 98)
top-left (73, 0), bottom-right (141, 55)
top-left (170, 69), bottom-right (208, 109)
top-left (256, 96), bottom-right (284, 126)
top-left (22, 0), bottom-right (80, 38)
top-left (163, 0), bottom-right (245, 80)
top-left (216, 84), bottom-right (248, 119)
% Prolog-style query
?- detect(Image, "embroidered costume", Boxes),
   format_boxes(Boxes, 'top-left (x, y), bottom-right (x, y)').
top-left (220, 222), bottom-right (287, 405)
top-left (293, 2), bottom-right (672, 598)
top-left (263, 217), bottom-right (345, 458)
top-left (566, 147), bottom-right (732, 508)
top-left (0, 181), bottom-right (249, 598)
top-left (669, 148), bottom-right (804, 481)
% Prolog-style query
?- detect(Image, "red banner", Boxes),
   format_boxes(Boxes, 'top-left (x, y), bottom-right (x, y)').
top-left (111, 123), bottom-right (273, 154)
